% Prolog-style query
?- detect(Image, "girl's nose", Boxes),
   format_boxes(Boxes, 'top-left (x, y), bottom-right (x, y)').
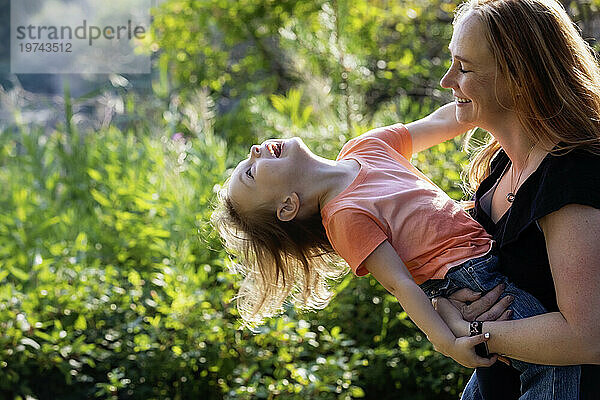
top-left (250, 145), bottom-right (261, 158)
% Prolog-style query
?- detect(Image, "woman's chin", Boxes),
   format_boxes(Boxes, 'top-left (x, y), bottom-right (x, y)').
top-left (455, 111), bottom-right (474, 126)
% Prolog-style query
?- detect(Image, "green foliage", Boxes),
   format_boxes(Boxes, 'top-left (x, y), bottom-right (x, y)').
top-left (0, 106), bottom-right (226, 398)
top-left (150, 0), bottom-right (463, 149)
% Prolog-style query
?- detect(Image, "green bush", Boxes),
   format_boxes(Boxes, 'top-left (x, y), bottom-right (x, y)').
top-left (0, 115), bottom-right (222, 398)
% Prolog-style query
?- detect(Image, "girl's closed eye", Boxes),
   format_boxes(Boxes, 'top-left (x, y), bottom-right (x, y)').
top-left (246, 167), bottom-right (254, 179)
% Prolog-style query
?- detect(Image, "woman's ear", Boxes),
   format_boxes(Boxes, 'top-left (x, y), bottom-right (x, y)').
top-left (277, 192), bottom-right (300, 221)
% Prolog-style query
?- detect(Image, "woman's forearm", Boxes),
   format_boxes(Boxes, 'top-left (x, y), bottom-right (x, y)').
top-left (447, 205), bottom-right (600, 365)
top-left (483, 312), bottom-right (600, 365)
top-left (488, 204), bottom-right (600, 366)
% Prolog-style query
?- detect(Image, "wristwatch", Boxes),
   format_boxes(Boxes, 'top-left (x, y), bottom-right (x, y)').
top-left (469, 321), bottom-right (490, 358)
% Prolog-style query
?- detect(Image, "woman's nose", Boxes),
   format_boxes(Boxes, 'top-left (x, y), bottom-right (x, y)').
top-left (440, 68), bottom-right (454, 89)
top-left (250, 145), bottom-right (261, 158)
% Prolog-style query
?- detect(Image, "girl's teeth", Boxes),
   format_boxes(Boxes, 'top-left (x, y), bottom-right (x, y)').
top-left (267, 143), bottom-right (281, 157)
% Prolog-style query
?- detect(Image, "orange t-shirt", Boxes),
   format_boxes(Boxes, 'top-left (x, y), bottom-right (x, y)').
top-left (320, 124), bottom-right (493, 284)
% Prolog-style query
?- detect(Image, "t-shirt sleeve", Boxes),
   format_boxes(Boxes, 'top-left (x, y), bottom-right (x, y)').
top-left (325, 209), bottom-right (388, 276)
top-left (360, 123), bottom-right (413, 160)
top-left (337, 123), bottom-right (413, 162)
top-left (532, 150), bottom-right (600, 221)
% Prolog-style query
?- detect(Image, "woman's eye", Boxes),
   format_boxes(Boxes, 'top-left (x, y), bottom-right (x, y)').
top-left (452, 59), bottom-right (471, 74)
top-left (246, 167), bottom-right (254, 179)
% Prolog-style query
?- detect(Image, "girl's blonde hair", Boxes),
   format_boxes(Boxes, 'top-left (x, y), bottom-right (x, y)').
top-left (457, 0), bottom-right (600, 191)
top-left (211, 184), bottom-right (349, 328)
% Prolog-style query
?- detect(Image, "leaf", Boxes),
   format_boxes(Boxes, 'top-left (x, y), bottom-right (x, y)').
top-left (128, 270), bottom-right (142, 286)
top-left (74, 315), bottom-right (87, 330)
top-left (90, 189), bottom-right (111, 207)
top-left (9, 266), bottom-right (29, 281)
top-left (149, 315), bottom-right (161, 328)
top-left (331, 326), bottom-right (341, 338)
top-left (350, 386), bottom-right (365, 398)
top-left (38, 216), bottom-right (60, 231)
top-left (87, 168), bottom-right (103, 181)
top-left (0, 269), bottom-right (9, 282)
top-left (270, 94), bottom-right (286, 113)
top-left (74, 232), bottom-right (88, 251)
top-left (301, 105), bottom-right (313, 124)
top-left (34, 331), bottom-right (53, 342)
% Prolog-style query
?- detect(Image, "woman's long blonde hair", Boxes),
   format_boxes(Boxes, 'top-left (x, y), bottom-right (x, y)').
top-left (211, 185), bottom-right (348, 329)
top-left (456, 0), bottom-right (600, 191)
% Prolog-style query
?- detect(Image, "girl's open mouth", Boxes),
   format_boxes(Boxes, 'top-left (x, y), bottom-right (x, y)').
top-left (267, 142), bottom-right (282, 158)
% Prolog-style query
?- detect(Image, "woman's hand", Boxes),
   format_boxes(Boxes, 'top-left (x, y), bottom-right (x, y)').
top-left (406, 103), bottom-right (473, 153)
top-left (448, 283), bottom-right (513, 322)
top-left (432, 283), bottom-right (513, 337)
top-left (433, 284), bottom-right (514, 366)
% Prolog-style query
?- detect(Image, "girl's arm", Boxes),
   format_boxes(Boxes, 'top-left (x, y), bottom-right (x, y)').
top-left (406, 103), bottom-right (473, 154)
top-left (437, 204), bottom-right (600, 365)
top-left (363, 240), bottom-right (497, 368)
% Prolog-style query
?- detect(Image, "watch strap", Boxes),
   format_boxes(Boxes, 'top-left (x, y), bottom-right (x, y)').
top-left (469, 321), bottom-right (490, 358)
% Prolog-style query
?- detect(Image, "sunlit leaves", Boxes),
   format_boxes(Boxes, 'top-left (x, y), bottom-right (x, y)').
top-left (270, 88), bottom-right (313, 129)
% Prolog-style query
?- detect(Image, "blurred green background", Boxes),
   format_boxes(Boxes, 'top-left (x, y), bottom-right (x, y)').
top-left (0, 0), bottom-right (598, 399)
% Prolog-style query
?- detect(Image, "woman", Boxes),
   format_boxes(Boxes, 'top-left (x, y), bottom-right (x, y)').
top-left (408, 0), bottom-right (600, 398)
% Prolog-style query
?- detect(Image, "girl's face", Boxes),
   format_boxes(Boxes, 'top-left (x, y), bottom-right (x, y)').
top-left (440, 11), bottom-right (513, 130)
top-left (228, 137), bottom-right (313, 215)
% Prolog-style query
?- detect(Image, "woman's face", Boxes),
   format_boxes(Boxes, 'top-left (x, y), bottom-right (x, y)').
top-left (440, 11), bottom-right (513, 130)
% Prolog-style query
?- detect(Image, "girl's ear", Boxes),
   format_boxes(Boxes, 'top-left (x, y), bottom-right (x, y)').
top-left (277, 192), bottom-right (300, 222)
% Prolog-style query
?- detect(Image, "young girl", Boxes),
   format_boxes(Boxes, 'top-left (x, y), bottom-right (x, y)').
top-left (212, 104), bottom-right (579, 398)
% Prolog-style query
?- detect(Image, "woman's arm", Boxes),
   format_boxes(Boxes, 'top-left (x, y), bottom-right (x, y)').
top-left (363, 240), bottom-right (497, 368)
top-left (437, 204), bottom-right (600, 365)
top-left (487, 204), bottom-right (600, 364)
top-left (406, 103), bottom-right (473, 153)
